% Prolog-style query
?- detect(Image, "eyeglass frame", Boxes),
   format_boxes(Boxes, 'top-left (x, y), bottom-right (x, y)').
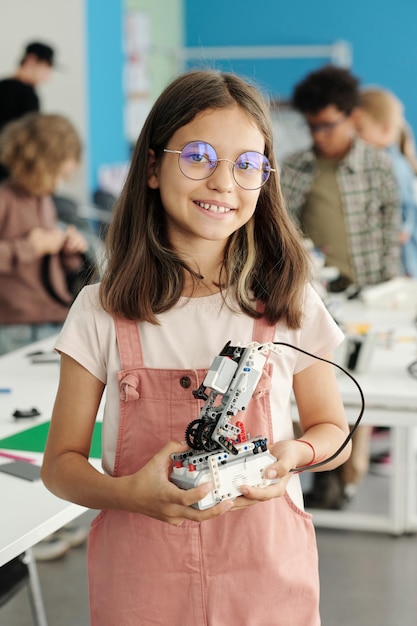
top-left (306, 114), bottom-right (348, 135)
top-left (163, 141), bottom-right (276, 190)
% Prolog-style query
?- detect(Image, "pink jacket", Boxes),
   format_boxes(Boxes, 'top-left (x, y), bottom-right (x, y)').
top-left (0, 181), bottom-right (82, 324)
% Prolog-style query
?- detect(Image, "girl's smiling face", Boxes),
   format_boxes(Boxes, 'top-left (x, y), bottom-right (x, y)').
top-left (147, 105), bottom-right (265, 253)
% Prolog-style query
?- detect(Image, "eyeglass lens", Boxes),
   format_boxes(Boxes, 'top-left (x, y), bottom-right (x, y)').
top-left (307, 116), bottom-right (346, 135)
top-left (178, 141), bottom-right (271, 189)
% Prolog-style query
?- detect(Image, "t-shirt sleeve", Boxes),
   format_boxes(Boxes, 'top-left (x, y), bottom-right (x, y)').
top-left (291, 284), bottom-right (345, 374)
top-left (54, 284), bottom-right (110, 383)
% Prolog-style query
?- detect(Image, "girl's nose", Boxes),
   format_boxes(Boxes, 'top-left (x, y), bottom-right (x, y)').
top-left (206, 160), bottom-right (235, 192)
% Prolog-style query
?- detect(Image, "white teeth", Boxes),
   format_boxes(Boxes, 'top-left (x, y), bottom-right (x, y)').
top-left (197, 201), bottom-right (231, 213)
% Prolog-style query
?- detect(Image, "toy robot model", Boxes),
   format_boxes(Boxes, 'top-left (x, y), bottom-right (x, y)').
top-left (170, 341), bottom-right (279, 510)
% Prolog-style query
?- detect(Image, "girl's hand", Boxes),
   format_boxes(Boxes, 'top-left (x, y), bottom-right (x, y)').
top-left (62, 225), bottom-right (89, 254)
top-left (28, 227), bottom-right (67, 256)
top-left (122, 441), bottom-right (234, 525)
top-left (232, 440), bottom-right (305, 508)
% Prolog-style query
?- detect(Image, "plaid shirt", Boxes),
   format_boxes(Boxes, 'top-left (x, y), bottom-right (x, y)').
top-left (280, 138), bottom-right (402, 286)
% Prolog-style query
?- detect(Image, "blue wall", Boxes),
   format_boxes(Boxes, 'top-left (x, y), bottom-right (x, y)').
top-left (84, 0), bottom-right (417, 194)
top-left (185, 0), bottom-right (417, 137)
top-left (86, 0), bottom-right (129, 194)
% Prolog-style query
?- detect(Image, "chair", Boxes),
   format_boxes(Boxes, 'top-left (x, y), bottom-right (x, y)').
top-left (0, 551), bottom-right (48, 625)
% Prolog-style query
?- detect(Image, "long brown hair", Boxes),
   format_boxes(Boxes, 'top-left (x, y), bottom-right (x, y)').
top-left (100, 69), bottom-right (310, 327)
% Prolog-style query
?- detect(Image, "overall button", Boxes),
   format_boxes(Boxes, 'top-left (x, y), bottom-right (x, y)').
top-left (180, 376), bottom-right (191, 388)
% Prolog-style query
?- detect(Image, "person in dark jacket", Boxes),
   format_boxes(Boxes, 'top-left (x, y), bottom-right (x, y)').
top-left (0, 41), bottom-right (55, 180)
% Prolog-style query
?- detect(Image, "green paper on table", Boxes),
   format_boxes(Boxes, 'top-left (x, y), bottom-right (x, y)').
top-left (0, 421), bottom-right (102, 458)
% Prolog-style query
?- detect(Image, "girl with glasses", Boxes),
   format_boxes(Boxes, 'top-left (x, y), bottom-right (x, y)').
top-left (42, 69), bottom-right (350, 626)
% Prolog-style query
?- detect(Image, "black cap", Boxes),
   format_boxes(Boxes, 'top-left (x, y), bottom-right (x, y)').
top-left (24, 42), bottom-right (55, 67)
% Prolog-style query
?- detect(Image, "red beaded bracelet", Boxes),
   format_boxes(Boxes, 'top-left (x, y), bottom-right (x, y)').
top-left (295, 439), bottom-right (316, 466)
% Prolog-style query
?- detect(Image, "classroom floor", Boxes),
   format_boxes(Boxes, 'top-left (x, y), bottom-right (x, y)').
top-left (2, 462), bottom-right (417, 625)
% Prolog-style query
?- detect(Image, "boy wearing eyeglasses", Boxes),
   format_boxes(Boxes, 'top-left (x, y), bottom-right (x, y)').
top-left (281, 65), bottom-right (401, 295)
top-left (281, 65), bottom-right (402, 511)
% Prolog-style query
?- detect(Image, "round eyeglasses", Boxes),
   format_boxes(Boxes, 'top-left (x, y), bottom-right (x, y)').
top-left (163, 141), bottom-right (275, 190)
top-left (306, 115), bottom-right (347, 135)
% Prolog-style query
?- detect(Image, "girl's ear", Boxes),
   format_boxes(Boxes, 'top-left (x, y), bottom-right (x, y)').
top-left (147, 148), bottom-right (159, 189)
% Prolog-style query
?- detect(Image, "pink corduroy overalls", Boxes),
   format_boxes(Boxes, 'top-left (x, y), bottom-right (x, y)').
top-left (88, 314), bottom-right (320, 626)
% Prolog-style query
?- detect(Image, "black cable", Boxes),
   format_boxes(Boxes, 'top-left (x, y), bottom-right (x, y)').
top-left (263, 342), bottom-right (365, 473)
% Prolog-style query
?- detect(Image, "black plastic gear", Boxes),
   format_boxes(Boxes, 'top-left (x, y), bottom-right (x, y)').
top-left (185, 419), bottom-right (203, 450)
top-left (198, 422), bottom-right (220, 452)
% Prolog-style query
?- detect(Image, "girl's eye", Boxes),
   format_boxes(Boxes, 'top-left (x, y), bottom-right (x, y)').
top-left (183, 151), bottom-right (209, 164)
top-left (235, 155), bottom-right (259, 171)
top-left (191, 153), bottom-right (207, 163)
top-left (236, 160), bottom-right (252, 171)
top-left (181, 142), bottom-right (216, 166)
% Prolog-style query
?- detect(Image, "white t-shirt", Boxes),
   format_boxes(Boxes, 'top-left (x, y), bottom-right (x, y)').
top-left (55, 282), bottom-right (344, 508)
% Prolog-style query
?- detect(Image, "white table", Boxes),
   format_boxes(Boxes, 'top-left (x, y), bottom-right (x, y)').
top-left (0, 336), bottom-right (93, 567)
top-left (307, 298), bottom-right (417, 535)
top-left (0, 337), bottom-right (97, 625)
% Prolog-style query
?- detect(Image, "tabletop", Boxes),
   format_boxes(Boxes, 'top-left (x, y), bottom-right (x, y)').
top-left (0, 335), bottom-right (99, 567)
top-left (327, 295), bottom-right (417, 412)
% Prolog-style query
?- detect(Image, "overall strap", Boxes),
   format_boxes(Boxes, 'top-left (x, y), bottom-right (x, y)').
top-left (114, 317), bottom-right (143, 369)
top-left (252, 303), bottom-right (276, 344)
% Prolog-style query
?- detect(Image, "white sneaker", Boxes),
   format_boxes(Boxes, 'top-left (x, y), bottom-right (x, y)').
top-left (55, 524), bottom-right (89, 547)
top-left (32, 536), bottom-right (71, 561)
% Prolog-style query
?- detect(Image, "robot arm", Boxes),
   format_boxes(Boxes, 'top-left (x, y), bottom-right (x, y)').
top-left (171, 341), bottom-right (277, 509)
top-left (186, 341), bottom-right (269, 454)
